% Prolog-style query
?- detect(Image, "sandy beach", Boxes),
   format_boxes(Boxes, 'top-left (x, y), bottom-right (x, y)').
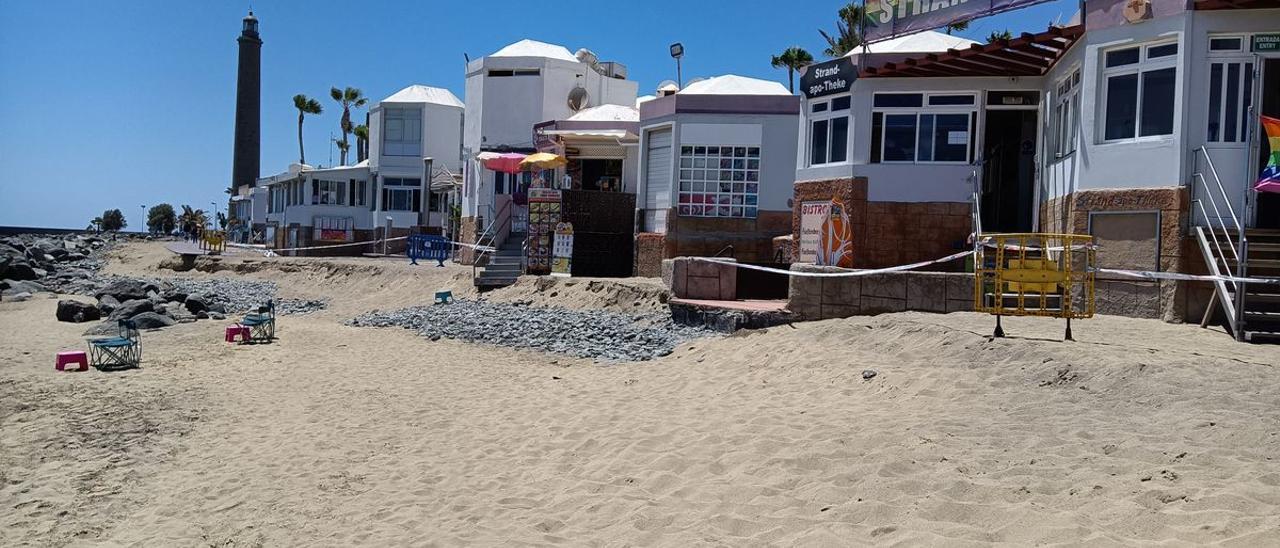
top-left (3, 241), bottom-right (1279, 546)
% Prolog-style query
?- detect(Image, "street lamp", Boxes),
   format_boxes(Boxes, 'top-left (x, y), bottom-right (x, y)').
top-left (210, 201), bottom-right (219, 230)
top-left (669, 42), bottom-right (684, 89)
top-left (139, 205), bottom-right (146, 234)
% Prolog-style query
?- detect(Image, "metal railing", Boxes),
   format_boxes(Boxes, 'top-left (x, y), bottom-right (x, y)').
top-left (471, 199), bottom-right (515, 282)
top-left (1190, 146), bottom-right (1249, 340)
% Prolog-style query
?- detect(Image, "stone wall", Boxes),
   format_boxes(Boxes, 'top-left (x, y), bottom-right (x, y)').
top-left (1038, 187), bottom-right (1191, 322)
top-left (787, 265), bottom-right (973, 321)
top-left (457, 216), bottom-right (480, 265)
top-left (634, 232), bottom-right (666, 277)
top-left (664, 209), bottom-right (792, 263)
top-left (664, 257), bottom-right (737, 301)
top-left (792, 176), bottom-right (969, 270)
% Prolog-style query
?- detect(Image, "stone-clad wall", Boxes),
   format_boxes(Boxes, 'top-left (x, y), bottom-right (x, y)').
top-left (792, 177), bottom-right (970, 270)
top-left (664, 209), bottom-right (793, 262)
top-left (634, 233), bottom-right (666, 277)
top-left (1039, 187), bottom-right (1195, 322)
top-left (787, 265), bottom-right (973, 321)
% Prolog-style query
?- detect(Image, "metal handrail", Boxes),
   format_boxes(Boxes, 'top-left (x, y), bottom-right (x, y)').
top-left (471, 199), bottom-right (515, 282)
top-left (1191, 146), bottom-right (1249, 340)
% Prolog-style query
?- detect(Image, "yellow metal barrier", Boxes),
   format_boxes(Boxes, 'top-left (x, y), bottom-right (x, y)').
top-left (198, 229), bottom-right (226, 255)
top-left (974, 233), bottom-right (1095, 340)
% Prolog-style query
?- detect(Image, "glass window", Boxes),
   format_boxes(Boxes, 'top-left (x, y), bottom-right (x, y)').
top-left (883, 114), bottom-right (917, 162)
top-left (382, 107), bottom-right (422, 156)
top-left (1101, 41), bottom-right (1177, 141)
top-left (811, 101), bottom-right (828, 113)
top-left (1105, 47), bottom-right (1140, 68)
top-left (311, 179), bottom-right (346, 205)
top-left (810, 119), bottom-right (828, 165)
top-left (676, 146), bottom-right (761, 218)
top-left (830, 117), bottom-right (849, 163)
top-left (1104, 73), bottom-right (1139, 140)
top-left (383, 177), bottom-right (421, 212)
top-left (1051, 69), bottom-right (1081, 160)
top-left (831, 96), bottom-right (851, 111)
top-left (1209, 37), bottom-right (1242, 51)
top-left (873, 93), bottom-right (923, 108)
top-left (928, 94), bottom-right (976, 106)
top-left (931, 114), bottom-right (970, 162)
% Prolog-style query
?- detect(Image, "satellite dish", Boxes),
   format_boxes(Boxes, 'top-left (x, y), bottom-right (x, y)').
top-left (656, 79), bottom-right (678, 96)
top-left (574, 48), bottom-right (599, 66)
top-left (567, 86), bottom-right (590, 112)
top-left (1123, 0), bottom-right (1150, 23)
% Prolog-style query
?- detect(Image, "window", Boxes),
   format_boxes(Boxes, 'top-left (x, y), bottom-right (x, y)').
top-left (1102, 41), bottom-right (1178, 142)
top-left (487, 69), bottom-right (540, 77)
top-left (808, 95), bottom-right (851, 165)
top-left (347, 179), bottom-right (368, 207)
top-left (1209, 37), bottom-right (1243, 52)
top-left (676, 145), bottom-right (761, 218)
top-left (382, 177), bottom-right (421, 212)
top-left (1051, 68), bottom-right (1082, 159)
top-left (1207, 61), bottom-right (1253, 143)
top-left (311, 179), bottom-right (346, 205)
top-left (870, 93), bottom-right (976, 163)
top-left (382, 107), bottom-right (422, 156)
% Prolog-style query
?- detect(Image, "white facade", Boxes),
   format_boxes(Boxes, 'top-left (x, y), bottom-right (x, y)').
top-left (461, 39), bottom-right (639, 220)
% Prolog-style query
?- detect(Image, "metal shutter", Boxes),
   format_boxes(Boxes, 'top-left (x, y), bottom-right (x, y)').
top-left (643, 128), bottom-right (672, 217)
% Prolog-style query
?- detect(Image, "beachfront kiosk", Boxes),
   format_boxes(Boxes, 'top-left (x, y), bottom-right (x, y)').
top-left (790, 0), bottom-right (1280, 340)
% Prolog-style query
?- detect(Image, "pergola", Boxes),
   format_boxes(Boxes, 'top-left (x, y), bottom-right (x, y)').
top-left (860, 24), bottom-right (1084, 78)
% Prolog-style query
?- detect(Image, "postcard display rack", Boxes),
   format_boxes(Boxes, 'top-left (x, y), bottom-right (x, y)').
top-left (526, 188), bottom-right (562, 274)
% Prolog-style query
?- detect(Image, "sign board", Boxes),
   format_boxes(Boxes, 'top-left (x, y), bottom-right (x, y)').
top-left (1254, 34), bottom-right (1280, 53)
top-left (864, 0), bottom-right (1052, 43)
top-left (800, 57), bottom-right (856, 99)
top-left (798, 200), bottom-right (854, 267)
top-left (551, 222), bottom-right (574, 277)
top-left (526, 188), bottom-right (562, 274)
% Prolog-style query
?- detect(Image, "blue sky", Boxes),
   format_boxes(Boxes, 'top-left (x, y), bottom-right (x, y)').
top-left (0, 0), bottom-right (1077, 229)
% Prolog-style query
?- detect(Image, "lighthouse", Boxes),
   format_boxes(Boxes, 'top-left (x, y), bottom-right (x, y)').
top-left (230, 10), bottom-right (261, 192)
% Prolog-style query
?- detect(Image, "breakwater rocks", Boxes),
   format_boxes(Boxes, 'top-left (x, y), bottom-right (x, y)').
top-left (69, 276), bottom-right (328, 333)
top-left (348, 300), bottom-right (713, 362)
top-left (1, 233), bottom-right (119, 296)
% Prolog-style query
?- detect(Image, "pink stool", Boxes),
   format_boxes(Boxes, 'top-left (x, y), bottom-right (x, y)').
top-left (56, 350), bottom-right (89, 372)
top-left (225, 324), bottom-right (250, 343)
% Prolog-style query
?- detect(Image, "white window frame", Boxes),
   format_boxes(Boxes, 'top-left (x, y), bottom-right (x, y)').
top-left (382, 107), bottom-right (423, 157)
top-left (1050, 67), bottom-right (1082, 161)
top-left (311, 179), bottom-right (347, 206)
top-left (675, 144), bottom-right (762, 218)
top-left (807, 94), bottom-right (852, 167)
top-left (872, 92), bottom-right (977, 165)
top-left (383, 177), bottom-right (420, 212)
top-left (1099, 39), bottom-right (1179, 144)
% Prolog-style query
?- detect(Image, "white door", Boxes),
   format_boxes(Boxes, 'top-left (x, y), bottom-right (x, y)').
top-left (643, 128), bottom-right (673, 232)
top-left (1199, 57), bottom-right (1256, 227)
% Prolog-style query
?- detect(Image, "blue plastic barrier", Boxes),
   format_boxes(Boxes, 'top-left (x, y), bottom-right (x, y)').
top-left (408, 234), bottom-right (450, 266)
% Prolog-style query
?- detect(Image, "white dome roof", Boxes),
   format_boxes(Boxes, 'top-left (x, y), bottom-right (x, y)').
top-left (490, 39), bottom-right (579, 62)
top-left (380, 85), bottom-right (464, 108)
top-left (677, 75), bottom-right (790, 96)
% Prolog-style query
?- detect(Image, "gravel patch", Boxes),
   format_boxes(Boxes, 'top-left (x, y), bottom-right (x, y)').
top-left (348, 300), bottom-right (713, 362)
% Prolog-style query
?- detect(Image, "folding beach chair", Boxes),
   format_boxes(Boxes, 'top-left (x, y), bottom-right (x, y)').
top-left (88, 319), bottom-right (141, 371)
top-left (241, 299), bottom-right (276, 343)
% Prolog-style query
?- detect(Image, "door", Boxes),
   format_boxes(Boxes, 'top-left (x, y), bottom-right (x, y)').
top-left (1201, 57), bottom-right (1255, 227)
top-left (1255, 58), bottom-right (1280, 229)
top-left (643, 128), bottom-right (672, 232)
top-left (981, 110), bottom-right (1038, 232)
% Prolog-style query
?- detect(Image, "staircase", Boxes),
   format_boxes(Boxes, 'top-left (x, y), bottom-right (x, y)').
top-left (474, 233), bottom-right (525, 289)
top-left (1190, 146), bottom-right (1280, 343)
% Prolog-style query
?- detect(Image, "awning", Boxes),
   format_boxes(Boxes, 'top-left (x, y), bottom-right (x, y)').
top-left (538, 129), bottom-right (636, 140)
top-left (861, 24), bottom-right (1083, 78)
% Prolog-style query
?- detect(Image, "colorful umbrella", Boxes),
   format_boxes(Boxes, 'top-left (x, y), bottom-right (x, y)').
top-left (479, 152), bottom-right (527, 174)
top-left (520, 152), bottom-right (567, 170)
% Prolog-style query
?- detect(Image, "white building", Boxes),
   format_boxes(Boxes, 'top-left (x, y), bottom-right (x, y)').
top-left (637, 75), bottom-right (800, 263)
top-left (460, 39), bottom-right (639, 239)
top-left (790, 0), bottom-right (1280, 334)
top-left (253, 84), bottom-right (464, 252)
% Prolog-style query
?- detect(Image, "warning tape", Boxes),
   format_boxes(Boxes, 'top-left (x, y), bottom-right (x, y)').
top-left (694, 250), bottom-right (973, 278)
top-left (1093, 268), bottom-right (1280, 285)
top-left (238, 236), bottom-right (495, 258)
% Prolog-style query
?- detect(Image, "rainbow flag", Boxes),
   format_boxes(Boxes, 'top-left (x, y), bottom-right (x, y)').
top-left (1258, 115), bottom-right (1280, 194)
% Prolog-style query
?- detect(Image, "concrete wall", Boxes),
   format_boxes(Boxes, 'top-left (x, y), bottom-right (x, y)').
top-left (664, 257), bottom-right (737, 301)
top-left (787, 267), bottom-right (974, 321)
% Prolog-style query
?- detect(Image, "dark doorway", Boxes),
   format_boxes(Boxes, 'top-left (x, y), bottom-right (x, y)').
top-left (981, 110), bottom-right (1038, 232)
top-left (1257, 58), bottom-right (1280, 229)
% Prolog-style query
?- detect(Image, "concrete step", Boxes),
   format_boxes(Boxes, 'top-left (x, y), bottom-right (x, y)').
top-left (481, 264), bottom-right (522, 274)
top-left (1244, 330), bottom-right (1280, 344)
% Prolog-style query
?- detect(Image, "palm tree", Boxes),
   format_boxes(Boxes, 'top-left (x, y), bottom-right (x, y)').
top-left (945, 21), bottom-right (970, 35)
top-left (987, 30), bottom-right (1014, 43)
top-left (353, 124), bottom-right (369, 163)
top-left (771, 47), bottom-right (814, 94)
top-left (332, 137), bottom-right (350, 166)
top-left (329, 86), bottom-right (368, 165)
top-left (293, 94), bottom-right (323, 165)
top-left (819, 2), bottom-right (865, 58)
top-left (178, 205), bottom-right (209, 235)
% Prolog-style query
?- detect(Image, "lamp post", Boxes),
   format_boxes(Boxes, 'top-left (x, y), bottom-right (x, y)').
top-left (139, 205), bottom-right (146, 234)
top-left (210, 201), bottom-right (219, 230)
top-left (669, 42), bottom-right (684, 89)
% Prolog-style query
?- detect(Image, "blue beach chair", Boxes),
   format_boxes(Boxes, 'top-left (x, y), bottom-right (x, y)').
top-left (88, 319), bottom-right (141, 371)
top-left (241, 300), bottom-right (276, 343)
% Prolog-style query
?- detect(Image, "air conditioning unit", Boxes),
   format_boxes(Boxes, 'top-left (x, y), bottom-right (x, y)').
top-left (575, 48), bottom-right (599, 67)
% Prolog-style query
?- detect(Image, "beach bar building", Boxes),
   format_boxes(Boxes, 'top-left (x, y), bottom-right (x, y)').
top-left (459, 39), bottom-right (639, 257)
top-left (791, 0), bottom-right (1280, 337)
top-left (252, 85), bottom-right (464, 254)
top-left (635, 75), bottom-right (800, 274)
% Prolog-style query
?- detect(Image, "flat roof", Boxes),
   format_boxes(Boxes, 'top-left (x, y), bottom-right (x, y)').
top-left (861, 24), bottom-right (1083, 78)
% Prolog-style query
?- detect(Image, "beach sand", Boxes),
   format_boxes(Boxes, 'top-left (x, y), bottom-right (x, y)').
top-left (2, 242), bottom-right (1279, 546)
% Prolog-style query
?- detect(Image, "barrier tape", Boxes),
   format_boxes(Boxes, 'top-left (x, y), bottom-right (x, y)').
top-left (694, 250), bottom-right (973, 278)
top-left (1093, 267), bottom-right (1280, 285)
top-left (238, 236), bottom-right (495, 258)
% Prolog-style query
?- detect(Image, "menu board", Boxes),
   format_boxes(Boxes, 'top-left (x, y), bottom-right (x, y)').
top-left (551, 222), bottom-right (574, 277)
top-left (526, 188), bottom-right (562, 274)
